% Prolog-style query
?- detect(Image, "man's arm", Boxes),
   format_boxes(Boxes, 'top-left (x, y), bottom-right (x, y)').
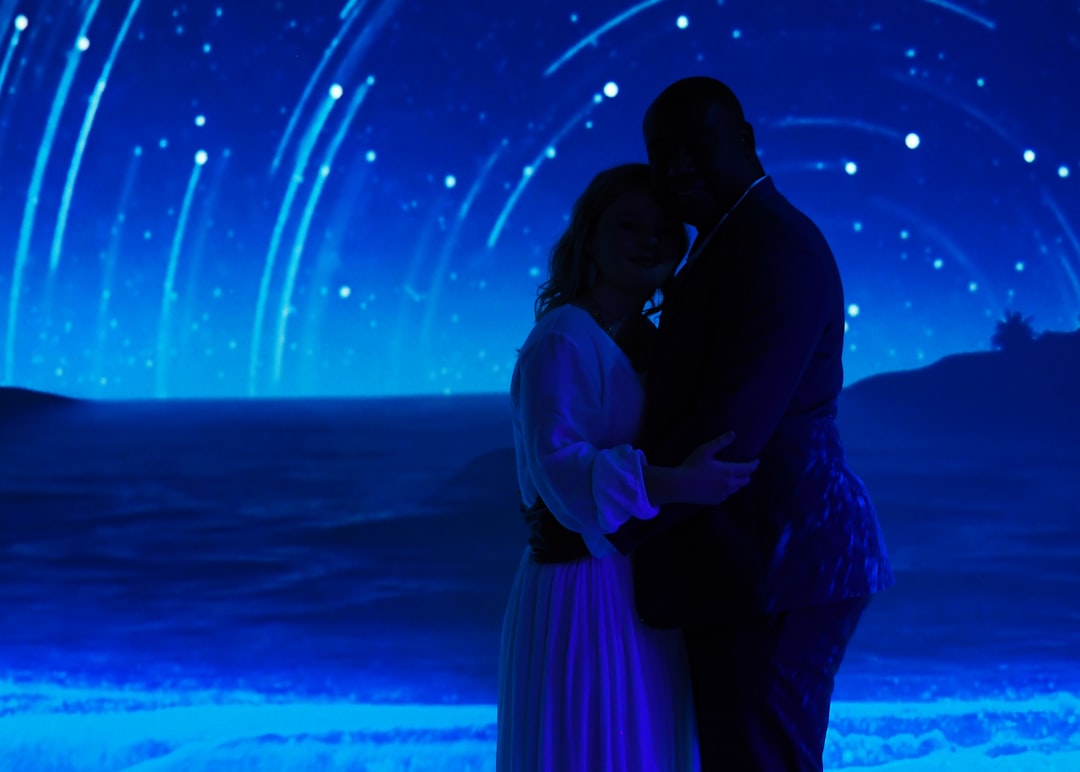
top-left (606, 245), bottom-right (833, 554)
top-left (656, 247), bottom-right (832, 465)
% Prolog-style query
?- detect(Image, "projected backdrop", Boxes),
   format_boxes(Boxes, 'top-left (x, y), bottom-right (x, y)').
top-left (0, 0), bottom-right (1077, 399)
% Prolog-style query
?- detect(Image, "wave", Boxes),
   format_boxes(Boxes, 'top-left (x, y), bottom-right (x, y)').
top-left (825, 694), bottom-right (1080, 769)
top-left (1, 681), bottom-right (1078, 770)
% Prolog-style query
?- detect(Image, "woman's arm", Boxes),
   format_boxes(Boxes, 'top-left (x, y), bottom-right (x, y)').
top-left (516, 330), bottom-right (756, 537)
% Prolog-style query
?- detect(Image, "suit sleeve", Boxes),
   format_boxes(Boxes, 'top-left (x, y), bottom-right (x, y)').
top-left (516, 330), bottom-right (660, 539)
top-left (655, 248), bottom-right (832, 464)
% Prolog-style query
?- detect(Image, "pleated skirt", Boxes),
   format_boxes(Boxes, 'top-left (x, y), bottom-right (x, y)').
top-left (497, 548), bottom-right (700, 771)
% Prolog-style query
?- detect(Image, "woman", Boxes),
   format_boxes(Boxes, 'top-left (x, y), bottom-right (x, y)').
top-left (497, 163), bottom-right (758, 770)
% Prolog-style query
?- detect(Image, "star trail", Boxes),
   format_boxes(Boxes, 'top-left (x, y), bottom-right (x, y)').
top-left (0, 0), bottom-right (1075, 398)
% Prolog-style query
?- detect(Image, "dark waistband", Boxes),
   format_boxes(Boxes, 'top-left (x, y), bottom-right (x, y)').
top-left (523, 498), bottom-right (591, 563)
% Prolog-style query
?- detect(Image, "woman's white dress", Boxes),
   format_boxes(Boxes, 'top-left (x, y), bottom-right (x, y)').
top-left (497, 304), bottom-right (700, 771)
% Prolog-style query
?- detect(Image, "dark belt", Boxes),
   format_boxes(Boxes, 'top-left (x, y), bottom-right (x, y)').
top-left (523, 497), bottom-right (591, 563)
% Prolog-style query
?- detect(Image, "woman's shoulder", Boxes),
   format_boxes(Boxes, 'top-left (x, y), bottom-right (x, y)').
top-left (522, 304), bottom-right (597, 349)
top-left (512, 305), bottom-right (608, 395)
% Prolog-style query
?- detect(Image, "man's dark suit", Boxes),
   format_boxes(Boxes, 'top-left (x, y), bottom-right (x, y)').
top-left (608, 177), bottom-right (894, 769)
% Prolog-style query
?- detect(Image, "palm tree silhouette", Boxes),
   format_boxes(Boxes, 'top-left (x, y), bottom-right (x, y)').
top-left (991, 311), bottom-right (1036, 351)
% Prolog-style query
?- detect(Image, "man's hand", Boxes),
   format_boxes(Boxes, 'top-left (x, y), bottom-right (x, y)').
top-left (675, 431), bottom-right (759, 505)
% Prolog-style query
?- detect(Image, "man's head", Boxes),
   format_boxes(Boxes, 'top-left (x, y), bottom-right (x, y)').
top-left (643, 77), bottom-right (764, 228)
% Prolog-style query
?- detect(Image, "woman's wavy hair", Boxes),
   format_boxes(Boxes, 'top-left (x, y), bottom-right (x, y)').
top-left (534, 163), bottom-right (688, 320)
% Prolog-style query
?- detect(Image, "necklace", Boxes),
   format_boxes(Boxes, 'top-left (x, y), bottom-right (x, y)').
top-left (683, 174), bottom-right (769, 270)
top-left (575, 301), bottom-right (652, 373)
top-left (577, 301), bottom-right (626, 340)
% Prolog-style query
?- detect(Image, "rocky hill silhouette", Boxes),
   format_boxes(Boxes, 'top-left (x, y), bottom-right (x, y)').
top-left (838, 329), bottom-right (1080, 450)
top-left (0, 386), bottom-right (79, 422)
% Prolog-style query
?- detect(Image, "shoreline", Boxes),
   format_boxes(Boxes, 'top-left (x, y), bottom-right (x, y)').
top-left (1, 680), bottom-right (1077, 771)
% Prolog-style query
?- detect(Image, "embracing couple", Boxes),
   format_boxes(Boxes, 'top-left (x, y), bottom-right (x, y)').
top-left (497, 76), bottom-right (894, 771)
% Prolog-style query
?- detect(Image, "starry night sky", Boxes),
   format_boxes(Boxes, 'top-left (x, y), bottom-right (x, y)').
top-left (0, 0), bottom-right (1077, 399)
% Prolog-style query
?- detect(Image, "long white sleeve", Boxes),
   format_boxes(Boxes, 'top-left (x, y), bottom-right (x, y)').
top-left (514, 327), bottom-right (659, 546)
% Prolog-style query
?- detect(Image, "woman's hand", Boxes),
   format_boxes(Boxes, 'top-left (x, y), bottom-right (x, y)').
top-left (676, 431), bottom-right (758, 505)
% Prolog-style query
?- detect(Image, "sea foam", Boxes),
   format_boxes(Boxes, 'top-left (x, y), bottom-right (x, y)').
top-left (2, 681), bottom-right (1078, 770)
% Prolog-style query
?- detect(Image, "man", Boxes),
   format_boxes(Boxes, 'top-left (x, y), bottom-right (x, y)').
top-left (607, 77), bottom-right (894, 770)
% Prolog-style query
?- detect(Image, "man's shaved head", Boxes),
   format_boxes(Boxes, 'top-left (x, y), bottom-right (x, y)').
top-left (642, 76), bottom-right (764, 228)
top-left (645, 76), bottom-right (746, 130)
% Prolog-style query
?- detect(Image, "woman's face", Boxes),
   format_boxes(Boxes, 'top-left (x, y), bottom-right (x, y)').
top-left (588, 185), bottom-right (685, 297)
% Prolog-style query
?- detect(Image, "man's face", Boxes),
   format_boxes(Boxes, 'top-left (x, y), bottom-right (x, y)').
top-left (643, 103), bottom-right (744, 227)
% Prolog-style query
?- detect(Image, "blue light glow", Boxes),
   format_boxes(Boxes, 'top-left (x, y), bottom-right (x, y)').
top-left (1, 6), bottom-right (1078, 763)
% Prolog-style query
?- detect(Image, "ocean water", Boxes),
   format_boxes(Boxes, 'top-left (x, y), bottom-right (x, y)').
top-left (1, 392), bottom-right (1079, 770)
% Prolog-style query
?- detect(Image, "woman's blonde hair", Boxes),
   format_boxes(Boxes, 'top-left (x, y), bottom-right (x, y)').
top-left (534, 163), bottom-right (687, 320)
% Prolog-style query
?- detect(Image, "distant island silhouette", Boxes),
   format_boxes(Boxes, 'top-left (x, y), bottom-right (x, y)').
top-left (0, 386), bottom-right (79, 418)
top-left (839, 325), bottom-right (1080, 448)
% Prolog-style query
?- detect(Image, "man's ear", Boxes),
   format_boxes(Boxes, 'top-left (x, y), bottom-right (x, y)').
top-left (742, 122), bottom-right (756, 159)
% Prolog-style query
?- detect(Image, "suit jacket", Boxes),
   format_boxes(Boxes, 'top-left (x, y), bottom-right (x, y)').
top-left (607, 177), bottom-right (894, 626)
